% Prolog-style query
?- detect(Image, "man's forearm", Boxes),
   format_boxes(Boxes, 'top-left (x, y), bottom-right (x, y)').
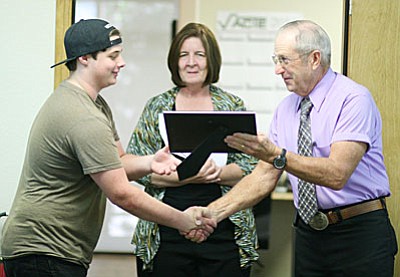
top-left (208, 161), bottom-right (280, 222)
top-left (121, 154), bottom-right (153, 181)
top-left (111, 182), bottom-right (193, 231)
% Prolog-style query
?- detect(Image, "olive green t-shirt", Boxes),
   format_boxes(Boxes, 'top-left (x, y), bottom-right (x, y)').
top-left (1, 81), bottom-right (122, 268)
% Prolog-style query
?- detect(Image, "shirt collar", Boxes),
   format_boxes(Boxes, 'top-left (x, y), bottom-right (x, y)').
top-left (296, 68), bottom-right (336, 112)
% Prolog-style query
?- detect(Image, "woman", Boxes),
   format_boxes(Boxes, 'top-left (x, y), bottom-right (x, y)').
top-left (127, 22), bottom-right (258, 277)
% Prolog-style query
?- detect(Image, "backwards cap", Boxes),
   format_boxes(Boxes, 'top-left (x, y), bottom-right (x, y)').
top-left (51, 19), bottom-right (122, 68)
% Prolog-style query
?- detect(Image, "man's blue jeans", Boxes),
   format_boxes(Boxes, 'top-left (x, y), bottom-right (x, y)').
top-left (3, 254), bottom-right (87, 277)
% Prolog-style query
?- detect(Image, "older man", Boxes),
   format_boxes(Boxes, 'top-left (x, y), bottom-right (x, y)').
top-left (197, 20), bottom-right (397, 277)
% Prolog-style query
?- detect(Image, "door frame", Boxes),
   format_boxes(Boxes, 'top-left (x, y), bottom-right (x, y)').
top-left (53, 0), bottom-right (75, 89)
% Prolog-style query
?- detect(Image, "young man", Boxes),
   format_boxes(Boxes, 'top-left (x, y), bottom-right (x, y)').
top-left (1, 19), bottom-right (215, 277)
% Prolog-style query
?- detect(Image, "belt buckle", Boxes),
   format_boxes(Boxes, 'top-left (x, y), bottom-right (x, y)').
top-left (309, 211), bottom-right (329, 231)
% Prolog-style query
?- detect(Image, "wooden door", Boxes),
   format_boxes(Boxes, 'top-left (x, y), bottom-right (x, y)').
top-left (347, 0), bottom-right (400, 274)
top-left (53, 0), bottom-right (73, 89)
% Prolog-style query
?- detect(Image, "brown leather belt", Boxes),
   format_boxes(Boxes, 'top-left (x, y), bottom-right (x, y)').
top-left (325, 198), bottom-right (386, 224)
top-left (307, 198), bottom-right (386, 231)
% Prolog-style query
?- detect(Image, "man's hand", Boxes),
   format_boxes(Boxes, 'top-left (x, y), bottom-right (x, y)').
top-left (225, 133), bottom-right (279, 162)
top-left (151, 146), bottom-right (181, 175)
top-left (179, 206), bottom-right (217, 243)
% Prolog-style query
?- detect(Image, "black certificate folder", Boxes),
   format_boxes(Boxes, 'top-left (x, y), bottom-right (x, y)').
top-left (163, 111), bottom-right (257, 181)
top-left (163, 111), bottom-right (257, 153)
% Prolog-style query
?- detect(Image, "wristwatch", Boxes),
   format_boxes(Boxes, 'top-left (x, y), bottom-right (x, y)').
top-left (273, 148), bottom-right (287, 170)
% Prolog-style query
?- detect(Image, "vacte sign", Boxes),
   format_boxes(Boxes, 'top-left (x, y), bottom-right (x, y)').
top-left (217, 11), bottom-right (302, 34)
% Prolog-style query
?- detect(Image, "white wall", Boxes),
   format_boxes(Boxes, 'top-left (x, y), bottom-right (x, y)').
top-left (183, 0), bottom-right (344, 72)
top-left (0, 0), bottom-right (56, 238)
top-left (179, 0), bottom-right (344, 135)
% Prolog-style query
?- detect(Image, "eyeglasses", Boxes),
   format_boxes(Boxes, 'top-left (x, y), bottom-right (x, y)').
top-left (272, 51), bottom-right (313, 66)
top-left (271, 55), bottom-right (302, 66)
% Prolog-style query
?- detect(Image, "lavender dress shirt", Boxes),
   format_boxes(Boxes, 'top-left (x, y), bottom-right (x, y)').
top-left (269, 68), bottom-right (390, 209)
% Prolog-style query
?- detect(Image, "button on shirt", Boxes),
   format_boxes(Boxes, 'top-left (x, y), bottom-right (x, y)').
top-left (269, 68), bottom-right (390, 210)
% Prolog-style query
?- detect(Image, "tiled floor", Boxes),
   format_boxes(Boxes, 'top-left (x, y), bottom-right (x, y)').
top-left (87, 251), bottom-right (290, 277)
top-left (87, 253), bottom-right (137, 277)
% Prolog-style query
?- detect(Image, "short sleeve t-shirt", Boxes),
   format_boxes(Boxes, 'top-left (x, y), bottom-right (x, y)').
top-left (1, 81), bottom-right (122, 268)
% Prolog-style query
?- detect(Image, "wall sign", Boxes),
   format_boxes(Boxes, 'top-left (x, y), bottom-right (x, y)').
top-left (216, 11), bottom-right (303, 132)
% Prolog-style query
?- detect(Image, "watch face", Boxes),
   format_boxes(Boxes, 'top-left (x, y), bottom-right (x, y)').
top-left (274, 158), bottom-right (285, 169)
top-left (273, 148), bottom-right (287, 169)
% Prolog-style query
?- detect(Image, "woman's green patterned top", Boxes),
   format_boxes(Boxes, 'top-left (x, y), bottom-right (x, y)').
top-left (126, 85), bottom-right (259, 270)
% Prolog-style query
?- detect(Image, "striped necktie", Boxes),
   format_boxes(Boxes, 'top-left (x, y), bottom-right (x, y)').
top-left (297, 97), bottom-right (318, 223)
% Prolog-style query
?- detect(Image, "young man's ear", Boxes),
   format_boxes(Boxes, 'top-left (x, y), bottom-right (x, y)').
top-left (77, 55), bottom-right (90, 65)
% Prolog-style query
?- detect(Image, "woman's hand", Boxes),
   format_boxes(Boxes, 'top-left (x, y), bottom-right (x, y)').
top-left (185, 158), bottom-right (222, 184)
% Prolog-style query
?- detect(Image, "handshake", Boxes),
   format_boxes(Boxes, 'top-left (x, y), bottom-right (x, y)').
top-left (179, 206), bottom-right (219, 243)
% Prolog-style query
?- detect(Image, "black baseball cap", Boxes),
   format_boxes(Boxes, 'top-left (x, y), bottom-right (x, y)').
top-left (51, 19), bottom-right (122, 68)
